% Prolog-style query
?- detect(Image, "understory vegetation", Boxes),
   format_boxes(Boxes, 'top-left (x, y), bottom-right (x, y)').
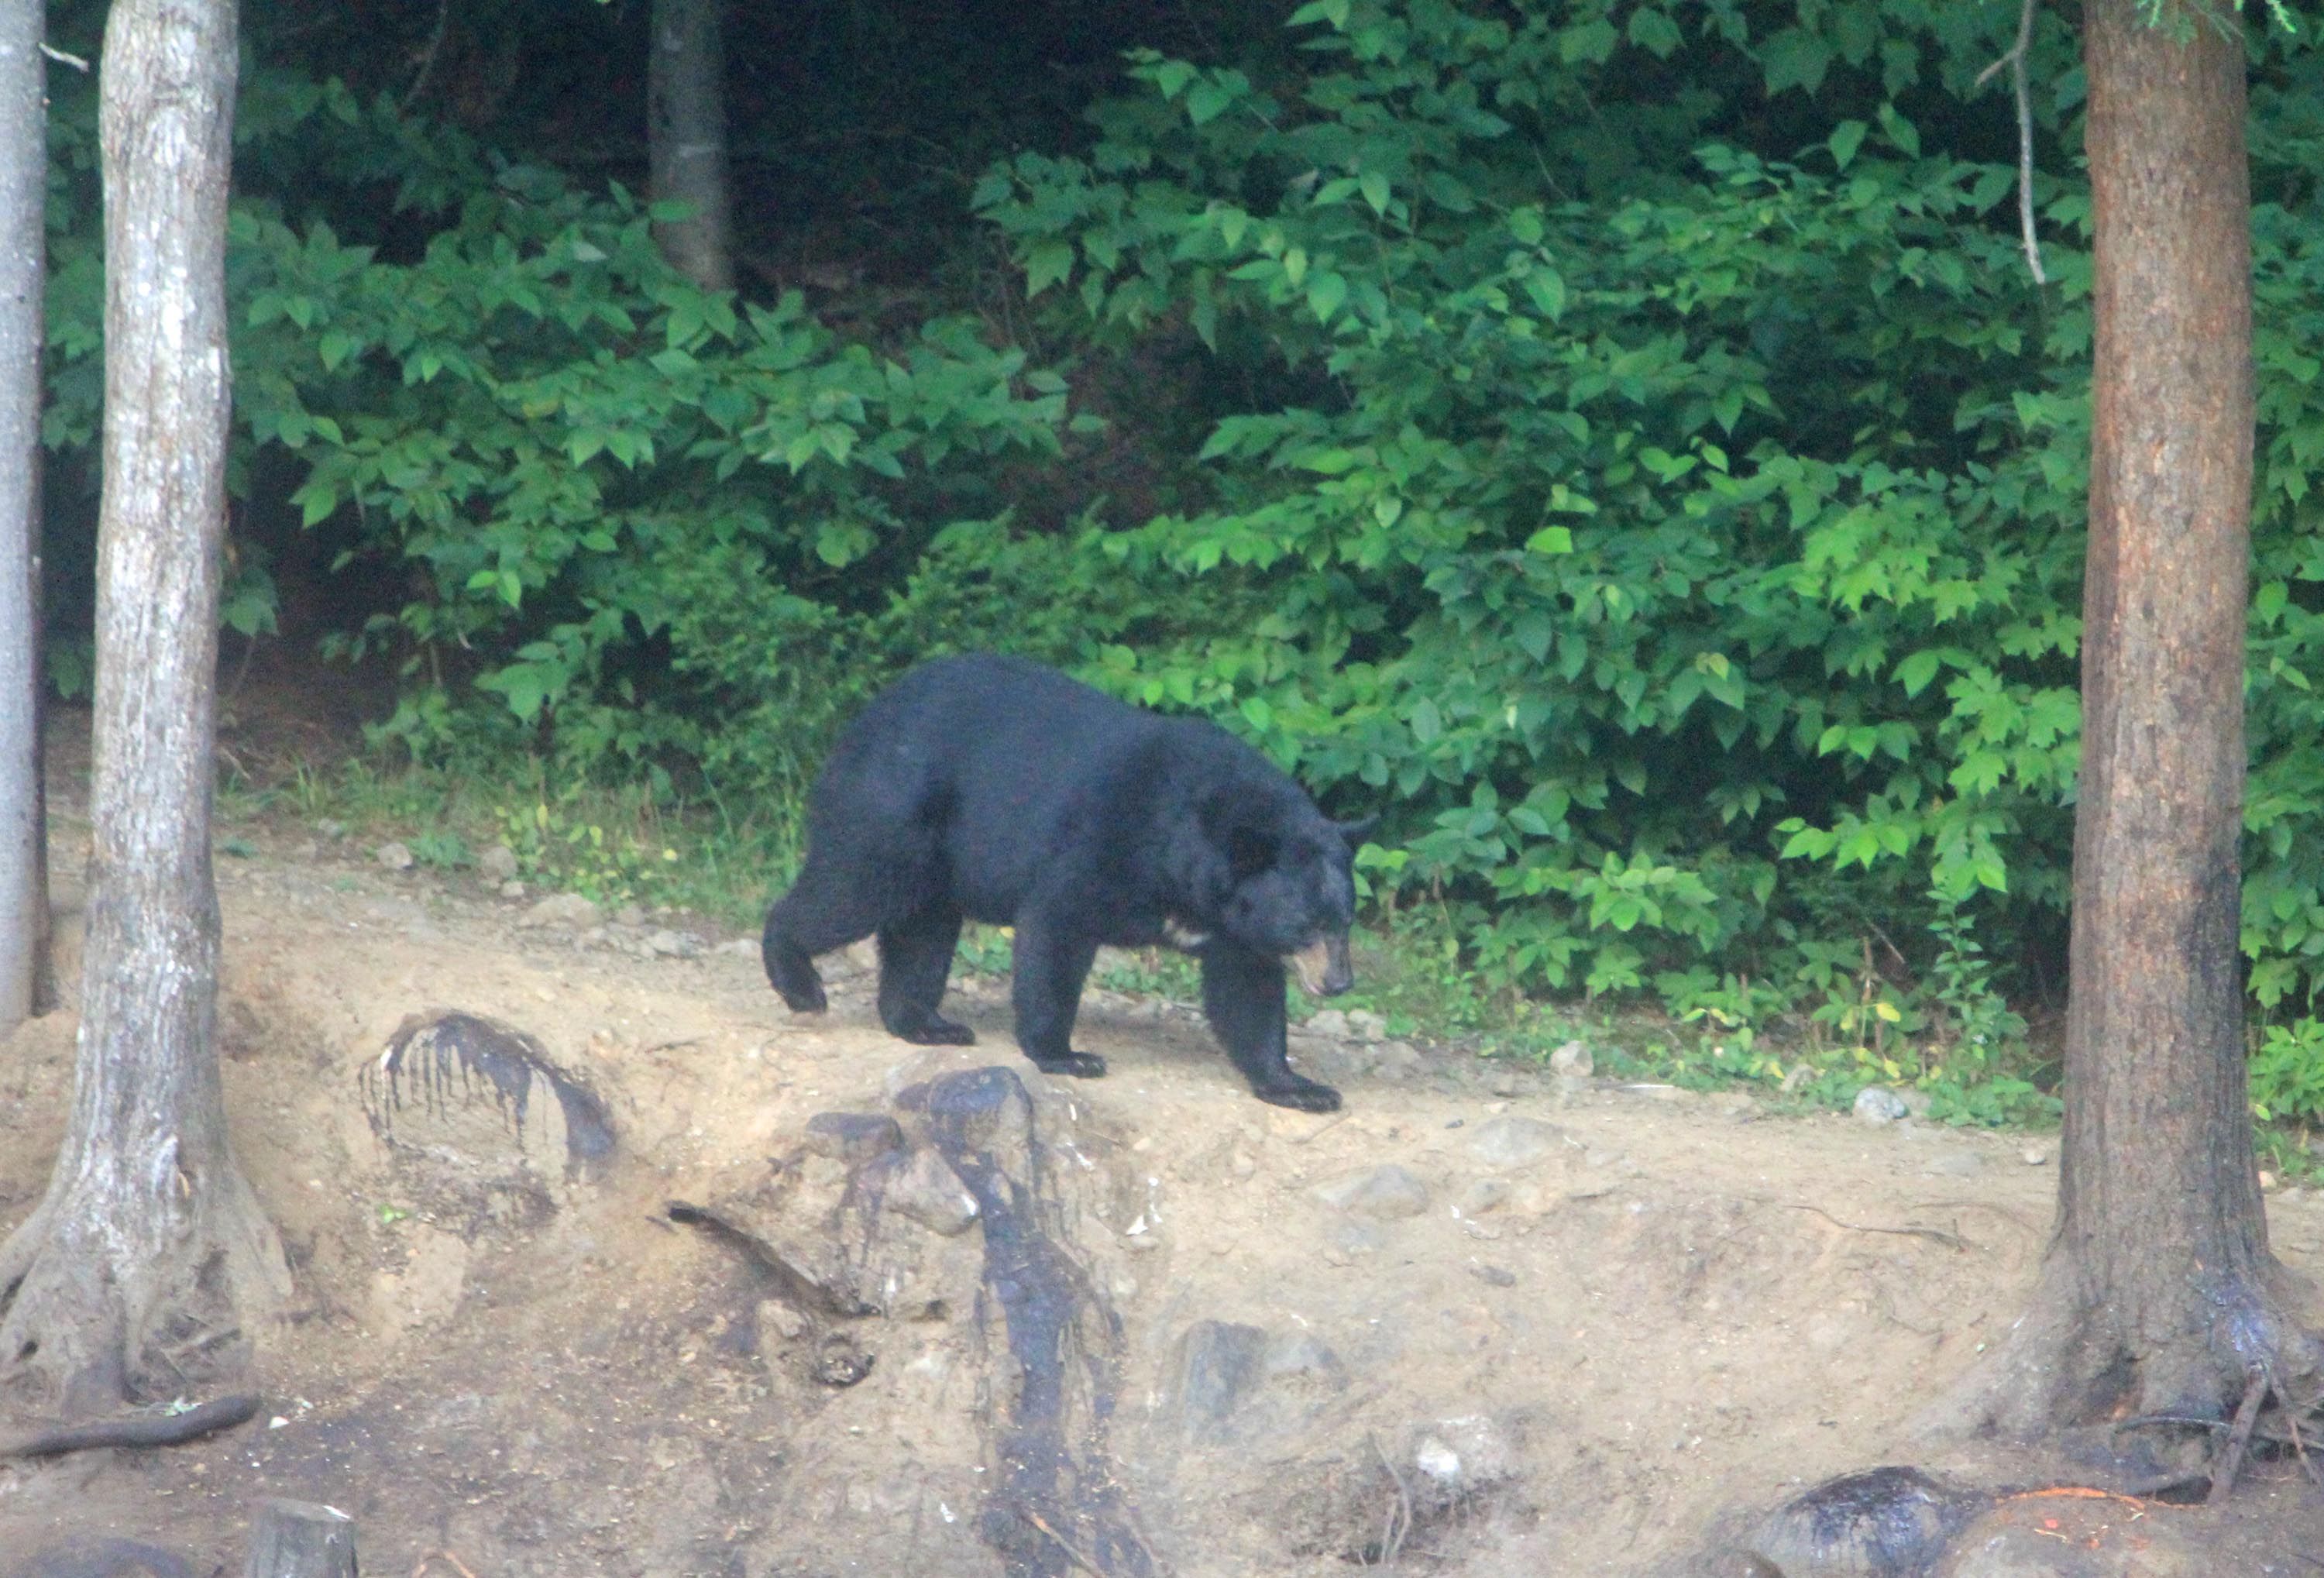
top-left (36, 1), bottom-right (2324, 1150)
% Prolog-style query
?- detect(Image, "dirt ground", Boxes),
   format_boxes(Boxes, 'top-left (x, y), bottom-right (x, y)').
top-left (5, 782), bottom-right (2324, 1574)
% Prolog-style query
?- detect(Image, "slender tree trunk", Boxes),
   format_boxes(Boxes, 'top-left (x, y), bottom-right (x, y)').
top-left (0, 0), bottom-right (287, 1418)
top-left (1932, 0), bottom-right (2319, 1437)
top-left (0, 0), bottom-right (52, 1032)
top-left (648, 0), bottom-right (734, 291)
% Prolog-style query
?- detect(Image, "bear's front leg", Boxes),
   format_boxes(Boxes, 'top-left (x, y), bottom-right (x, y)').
top-left (1200, 942), bottom-right (1342, 1112)
top-left (1009, 914), bottom-right (1107, 1078)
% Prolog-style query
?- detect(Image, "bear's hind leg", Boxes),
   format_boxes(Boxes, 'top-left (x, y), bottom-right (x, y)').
top-left (763, 861), bottom-right (896, 1014)
top-left (877, 907), bottom-right (976, 1046)
top-left (1201, 943), bottom-right (1342, 1112)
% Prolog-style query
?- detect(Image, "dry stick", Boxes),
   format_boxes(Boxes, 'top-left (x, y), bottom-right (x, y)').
top-left (1023, 1509), bottom-right (1106, 1577)
top-left (2267, 1373), bottom-right (2323, 1489)
top-left (1369, 1430), bottom-right (1412, 1569)
top-left (2207, 1367), bottom-right (2271, 1506)
top-left (0, 1391), bottom-right (261, 1459)
top-left (412, 1552), bottom-right (479, 1578)
top-left (1784, 1202), bottom-right (1968, 1252)
top-left (1975, 0), bottom-right (2046, 285)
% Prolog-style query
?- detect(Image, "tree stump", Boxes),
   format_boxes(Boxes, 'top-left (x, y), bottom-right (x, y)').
top-left (241, 1501), bottom-right (356, 1578)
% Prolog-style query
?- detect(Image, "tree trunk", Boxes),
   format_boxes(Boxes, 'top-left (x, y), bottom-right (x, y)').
top-left (0, 0), bottom-right (52, 1033)
top-left (648, 0), bottom-right (735, 291)
top-left (1933, 0), bottom-right (2320, 1438)
top-left (0, 0), bottom-right (288, 1418)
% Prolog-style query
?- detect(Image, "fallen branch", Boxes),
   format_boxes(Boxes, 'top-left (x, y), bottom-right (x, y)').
top-left (1785, 1202), bottom-right (1968, 1251)
top-left (2205, 1367), bottom-right (2271, 1506)
top-left (0, 1391), bottom-right (260, 1459)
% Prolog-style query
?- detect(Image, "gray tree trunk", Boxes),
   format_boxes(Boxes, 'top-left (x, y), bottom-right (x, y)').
top-left (0, 0), bottom-right (288, 1418)
top-left (648, 0), bottom-right (734, 291)
top-left (1928, 0), bottom-right (2321, 1439)
top-left (0, 0), bottom-right (52, 1033)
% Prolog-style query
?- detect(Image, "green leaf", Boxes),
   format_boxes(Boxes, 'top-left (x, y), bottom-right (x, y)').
top-left (1828, 120), bottom-right (1868, 170)
top-left (1186, 79), bottom-right (1234, 125)
top-left (1358, 169), bottom-right (1391, 216)
top-left (1525, 526), bottom-right (1573, 555)
top-left (1026, 240), bottom-right (1074, 297)
top-left (1523, 269), bottom-right (1566, 321)
top-left (1308, 270), bottom-right (1348, 322)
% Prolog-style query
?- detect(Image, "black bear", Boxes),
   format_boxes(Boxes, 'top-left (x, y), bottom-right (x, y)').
top-left (762, 654), bottom-right (1371, 1112)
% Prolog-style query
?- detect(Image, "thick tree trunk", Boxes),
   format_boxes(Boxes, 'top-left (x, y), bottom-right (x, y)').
top-left (648, 0), bottom-right (734, 291)
top-left (0, 0), bottom-right (287, 1418)
top-left (1933, 1), bottom-right (2320, 1438)
top-left (0, 0), bottom-right (52, 1032)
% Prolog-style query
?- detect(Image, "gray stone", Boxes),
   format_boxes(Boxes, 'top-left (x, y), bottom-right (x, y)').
top-left (1373, 1041), bottom-right (1424, 1080)
top-left (645, 928), bottom-right (700, 958)
top-left (1854, 1086), bottom-right (1911, 1126)
top-left (1346, 1009), bottom-right (1389, 1041)
top-left (803, 1112), bottom-right (904, 1165)
top-left (1549, 1040), bottom-right (1593, 1079)
top-left (1305, 1009), bottom-right (1352, 1039)
top-left (523, 892), bottom-right (600, 929)
top-left (2021, 1145), bottom-right (2050, 1166)
top-left (1466, 1116), bottom-right (1565, 1169)
top-left (1323, 1218), bottom-right (1384, 1260)
top-left (615, 903), bottom-right (647, 926)
top-left (1313, 1164), bottom-right (1431, 1220)
top-left (498, 879), bottom-right (526, 899)
top-left (1922, 1148), bottom-right (1982, 1178)
top-left (1459, 1177), bottom-right (1510, 1215)
top-left (1750, 1467), bottom-right (1982, 1578)
top-left (1470, 1263), bottom-right (1517, 1287)
top-left (1263, 1332), bottom-right (1342, 1382)
top-left (1173, 1320), bottom-right (1269, 1442)
top-left (479, 844), bottom-right (521, 881)
top-left (375, 841), bottom-right (414, 871)
top-left (885, 1147), bottom-right (980, 1237)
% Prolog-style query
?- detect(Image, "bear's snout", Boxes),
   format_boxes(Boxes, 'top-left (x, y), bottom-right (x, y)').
top-left (1289, 934), bottom-right (1354, 998)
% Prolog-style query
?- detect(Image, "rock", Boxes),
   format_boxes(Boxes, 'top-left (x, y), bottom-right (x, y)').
top-left (1313, 1164), bottom-right (1431, 1220)
top-left (1936, 1497), bottom-right (2213, 1577)
top-left (1346, 1009), bottom-right (1389, 1041)
top-left (12, 1538), bottom-right (198, 1578)
top-left (2021, 1145), bottom-right (2050, 1167)
top-left (1409, 1415), bottom-right (1514, 1497)
top-left (317, 818), bottom-right (346, 840)
top-left (1323, 1218), bottom-right (1384, 1260)
top-left (720, 937), bottom-right (758, 957)
top-left (1549, 1040), bottom-right (1593, 1079)
top-left (499, 879), bottom-right (526, 899)
top-left (1466, 1116), bottom-right (1565, 1169)
top-left (1897, 1087), bottom-right (1934, 1118)
top-left (1171, 1320), bottom-right (1269, 1442)
top-left (1781, 1065), bottom-right (1815, 1095)
top-left (803, 1112), bottom-right (904, 1165)
top-left (523, 892), bottom-right (600, 929)
top-left (645, 928), bottom-right (701, 958)
top-left (375, 841), bottom-right (414, 872)
top-left (1459, 1177), bottom-right (1511, 1215)
top-left (1749, 1466), bottom-right (1983, 1578)
top-left (1854, 1086), bottom-right (1911, 1126)
top-left (358, 1010), bottom-right (616, 1214)
top-left (1263, 1332), bottom-right (1342, 1382)
top-left (616, 903), bottom-right (646, 927)
top-left (2260, 1169), bottom-right (2279, 1191)
top-left (1305, 1009), bottom-right (1352, 1039)
top-left (1470, 1263), bottom-right (1517, 1287)
top-left (885, 1147), bottom-right (981, 1237)
top-left (480, 844), bottom-right (521, 881)
top-left (1373, 1040), bottom-right (1424, 1080)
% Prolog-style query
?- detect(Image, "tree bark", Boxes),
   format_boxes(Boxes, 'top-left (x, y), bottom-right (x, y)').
top-left (648, 0), bottom-right (735, 291)
top-left (0, 0), bottom-right (288, 1418)
top-left (0, 0), bottom-right (52, 1032)
top-left (1931, 0), bottom-right (2321, 1437)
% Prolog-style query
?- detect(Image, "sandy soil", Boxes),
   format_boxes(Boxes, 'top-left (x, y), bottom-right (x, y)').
top-left (3, 805), bottom-right (2323, 1576)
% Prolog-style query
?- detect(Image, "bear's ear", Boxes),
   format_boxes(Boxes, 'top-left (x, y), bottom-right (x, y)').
top-left (1335, 815), bottom-right (1379, 850)
top-left (1199, 792), bottom-right (1279, 881)
top-left (1225, 823), bottom-right (1277, 881)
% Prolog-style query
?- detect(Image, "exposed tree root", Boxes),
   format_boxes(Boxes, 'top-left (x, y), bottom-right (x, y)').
top-left (0, 1164), bottom-right (289, 1422)
top-left (1918, 1252), bottom-right (2324, 1455)
top-left (0, 1389), bottom-right (259, 1458)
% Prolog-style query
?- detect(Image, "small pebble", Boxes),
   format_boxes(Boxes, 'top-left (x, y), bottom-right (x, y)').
top-left (2020, 1145), bottom-right (2049, 1167)
top-left (375, 841), bottom-right (414, 872)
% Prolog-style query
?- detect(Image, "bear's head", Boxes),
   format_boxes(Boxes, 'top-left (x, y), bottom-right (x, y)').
top-left (1199, 796), bottom-right (1375, 995)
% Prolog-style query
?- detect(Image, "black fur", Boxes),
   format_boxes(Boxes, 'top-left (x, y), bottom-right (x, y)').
top-left (762, 654), bottom-right (1367, 1111)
